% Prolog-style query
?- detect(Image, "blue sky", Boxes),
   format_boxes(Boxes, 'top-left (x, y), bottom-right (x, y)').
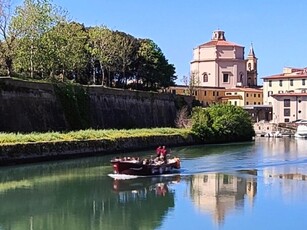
top-left (15, 0), bottom-right (307, 85)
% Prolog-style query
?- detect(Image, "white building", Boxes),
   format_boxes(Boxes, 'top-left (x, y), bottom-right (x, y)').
top-left (262, 67), bottom-right (307, 123)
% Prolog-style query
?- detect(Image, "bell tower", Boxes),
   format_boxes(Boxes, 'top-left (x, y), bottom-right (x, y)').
top-left (246, 43), bottom-right (258, 87)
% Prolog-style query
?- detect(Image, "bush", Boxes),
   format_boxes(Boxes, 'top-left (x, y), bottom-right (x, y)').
top-left (191, 104), bottom-right (255, 142)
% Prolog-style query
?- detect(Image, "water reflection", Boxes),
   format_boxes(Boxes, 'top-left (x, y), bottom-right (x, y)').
top-left (112, 175), bottom-right (180, 202)
top-left (1, 138), bottom-right (307, 230)
top-left (189, 173), bottom-right (257, 225)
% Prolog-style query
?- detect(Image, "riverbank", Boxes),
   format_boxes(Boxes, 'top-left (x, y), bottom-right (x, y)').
top-left (0, 128), bottom-right (197, 166)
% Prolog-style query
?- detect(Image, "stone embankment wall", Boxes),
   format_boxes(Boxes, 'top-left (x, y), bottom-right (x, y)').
top-left (254, 122), bottom-right (297, 136)
top-left (0, 78), bottom-right (192, 132)
top-left (0, 134), bottom-right (197, 165)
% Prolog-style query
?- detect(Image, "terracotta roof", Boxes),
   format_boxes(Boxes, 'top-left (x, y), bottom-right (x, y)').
top-left (168, 85), bottom-right (225, 90)
top-left (262, 71), bottom-right (307, 80)
top-left (226, 87), bottom-right (262, 93)
top-left (271, 93), bottom-right (307, 97)
top-left (198, 40), bottom-right (243, 48)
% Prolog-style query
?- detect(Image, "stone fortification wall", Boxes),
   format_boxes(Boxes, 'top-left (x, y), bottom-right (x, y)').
top-left (0, 78), bottom-right (191, 132)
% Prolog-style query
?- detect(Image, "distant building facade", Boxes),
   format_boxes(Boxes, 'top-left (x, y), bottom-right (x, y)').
top-left (166, 30), bottom-right (270, 121)
top-left (262, 67), bottom-right (307, 123)
top-left (190, 30), bottom-right (258, 89)
top-left (165, 85), bottom-right (225, 106)
top-left (222, 87), bottom-right (263, 106)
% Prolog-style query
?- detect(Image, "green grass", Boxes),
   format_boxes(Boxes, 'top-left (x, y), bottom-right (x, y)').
top-left (0, 128), bottom-right (192, 145)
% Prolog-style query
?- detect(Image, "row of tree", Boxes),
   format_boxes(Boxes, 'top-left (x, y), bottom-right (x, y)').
top-left (0, 0), bottom-right (176, 90)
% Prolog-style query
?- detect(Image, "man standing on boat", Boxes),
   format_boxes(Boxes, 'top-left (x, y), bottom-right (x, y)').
top-left (156, 146), bottom-right (162, 157)
top-left (160, 146), bottom-right (168, 162)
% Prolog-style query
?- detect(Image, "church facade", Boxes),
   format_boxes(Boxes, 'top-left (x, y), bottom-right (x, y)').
top-left (190, 30), bottom-right (258, 88)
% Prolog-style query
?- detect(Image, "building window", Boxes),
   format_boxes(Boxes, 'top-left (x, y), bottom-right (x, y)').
top-left (203, 73), bottom-right (208, 82)
top-left (172, 90), bottom-right (176, 94)
top-left (299, 110), bottom-right (301, 113)
top-left (284, 108), bottom-right (290, 116)
top-left (284, 99), bottom-right (290, 107)
top-left (254, 94), bottom-right (256, 97)
top-left (279, 80), bottom-right (283, 86)
top-left (247, 102), bottom-right (249, 105)
top-left (213, 91), bottom-right (215, 96)
top-left (258, 102), bottom-right (261, 105)
top-left (303, 79), bottom-right (306, 86)
top-left (284, 118), bottom-right (289, 122)
top-left (223, 73), bottom-right (229, 83)
top-left (247, 93), bottom-right (249, 97)
top-left (238, 72), bottom-right (244, 82)
top-left (278, 90), bottom-right (283, 94)
top-left (226, 92), bottom-right (231, 95)
top-left (268, 91), bottom-right (273, 97)
top-left (269, 80), bottom-right (272, 87)
top-left (234, 101), bottom-right (237, 106)
top-left (258, 94), bottom-right (260, 97)
top-left (290, 79), bottom-right (293, 86)
top-left (217, 92), bottom-right (219, 96)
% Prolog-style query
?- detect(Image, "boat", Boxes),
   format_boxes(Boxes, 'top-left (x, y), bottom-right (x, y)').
top-left (110, 156), bottom-right (181, 176)
top-left (294, 125), bottom-right (307, 138)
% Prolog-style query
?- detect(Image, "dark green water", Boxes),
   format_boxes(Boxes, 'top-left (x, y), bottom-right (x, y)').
top-left (0, 137), bottom-right (307, 230)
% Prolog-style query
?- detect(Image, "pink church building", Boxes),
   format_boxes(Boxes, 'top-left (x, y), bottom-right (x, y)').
top-left (190, 30), bottom-right (257, 88)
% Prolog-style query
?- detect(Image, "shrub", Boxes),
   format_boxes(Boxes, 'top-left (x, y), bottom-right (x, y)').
top-left (191, 104), bottom-right (255, 142)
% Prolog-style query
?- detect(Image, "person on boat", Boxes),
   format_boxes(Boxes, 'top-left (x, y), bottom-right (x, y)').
top-left (156, 146), bottom-right (162, 157)
top-left (160, 146), bottom-right (168, 162)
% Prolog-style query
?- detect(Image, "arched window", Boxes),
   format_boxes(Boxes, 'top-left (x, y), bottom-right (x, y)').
top-left (202, 73), bottom-right (208, 82)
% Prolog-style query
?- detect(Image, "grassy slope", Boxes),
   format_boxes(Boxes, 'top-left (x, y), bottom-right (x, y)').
top-left (0, 128), bottom-right (192, 145)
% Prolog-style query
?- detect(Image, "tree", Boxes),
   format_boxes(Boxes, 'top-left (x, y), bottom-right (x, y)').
top-left (87, 26), bottom-right (117, 86)
top-left (0, 0), bottom-right (17, 76)
top-left (191, 104), bottom-right (255, 142)
top-left (136, 39), bottom-right (176, 90)
top-left (41, 21), bottom-right (88, 80)
top-left (182, 70), bottom-right (200, 96)
top-left (113, 31), bottom-right (139, 87)
top-left (10, 0), bottom-right (67, 78)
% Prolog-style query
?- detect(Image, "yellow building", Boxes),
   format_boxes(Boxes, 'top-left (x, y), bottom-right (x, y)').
top-left (166, 85), bottom-right (225, 106)
top-left (222, 87), bottom-right (263, 106)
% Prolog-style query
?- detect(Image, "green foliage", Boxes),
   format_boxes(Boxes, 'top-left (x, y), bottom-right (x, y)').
top-left (191, 104), bottom-right (255, 142)
top-left (11, 0), bottom-right (67, 78)
top-left (0, 128), bottom-right (191, 145)
top-left (53, 83), bottom-right (90, 130)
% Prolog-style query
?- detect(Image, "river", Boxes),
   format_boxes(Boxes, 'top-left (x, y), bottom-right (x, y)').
top-left (0, 137), bottom-right (307, 230)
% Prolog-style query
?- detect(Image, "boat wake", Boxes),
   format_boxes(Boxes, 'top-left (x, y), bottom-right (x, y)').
top-left (108, 174), bottom-right (140, 180)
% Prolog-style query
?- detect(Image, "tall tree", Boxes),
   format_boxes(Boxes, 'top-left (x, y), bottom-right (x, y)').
top-left (10, 0), bottom-right (67, 78)
top-left (41, 21), bottom-right (88, 80)
top-left (87, 26), bottom-right (119, 86)
top-left (137, 39), bottom-right (176, 90)
top-left (0, 0), bottom-right (16, 76)
top-left (112, 31), bottom-right (138, 87)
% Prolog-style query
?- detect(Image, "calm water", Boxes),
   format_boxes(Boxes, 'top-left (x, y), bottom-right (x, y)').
top-left (0, 137), bottom-right (307, 230)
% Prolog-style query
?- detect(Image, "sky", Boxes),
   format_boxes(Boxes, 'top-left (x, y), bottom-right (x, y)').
top-left (14, 0), bottom-right (307, 85)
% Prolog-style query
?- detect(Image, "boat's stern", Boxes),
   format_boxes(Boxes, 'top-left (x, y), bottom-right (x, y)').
top-left (174, 158), bottom-right (181, 169)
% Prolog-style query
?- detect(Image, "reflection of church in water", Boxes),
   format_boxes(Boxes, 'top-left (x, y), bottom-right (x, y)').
top-left (190, 173), bottom-right (257, 224)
